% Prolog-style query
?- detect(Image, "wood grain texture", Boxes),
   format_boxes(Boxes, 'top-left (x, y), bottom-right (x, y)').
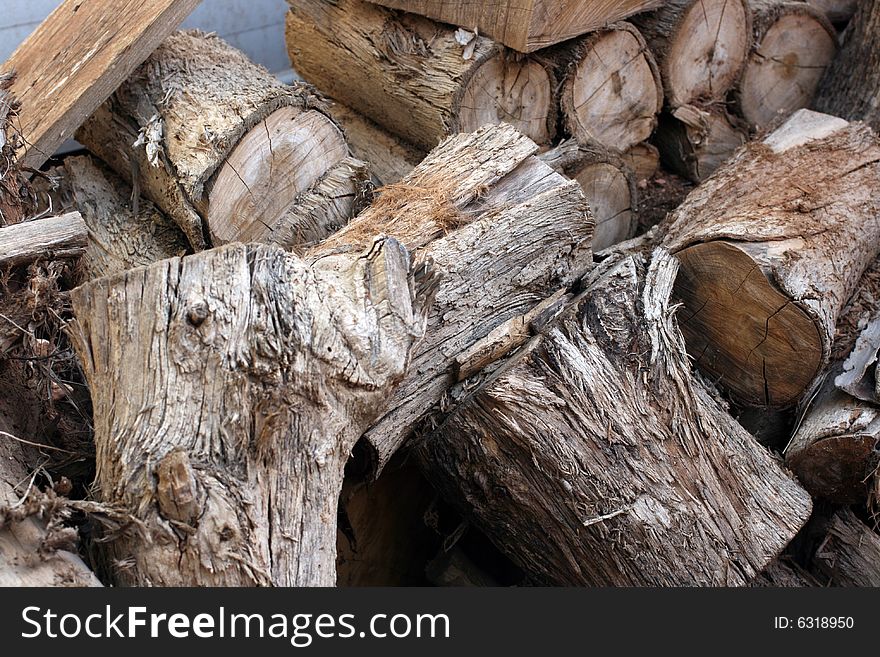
top-left (285, 0), bottom-right (556, 151)
top-left (0, 212), bottom-right (86, 269)
top-left (660, 109), bottom-right (880, 408)
top-left (417, 250), bottom-right (811, 585)
top-left (2, 0), bottom-right (201, 170)
top-left (811, 509), bottom-right (880, 586)
top-left (366, 0), bottom-right (665, 52)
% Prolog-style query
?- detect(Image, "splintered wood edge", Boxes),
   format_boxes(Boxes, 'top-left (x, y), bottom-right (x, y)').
top-left (666, 0), bottom-right (751, 106)
top-left (458, 55), bottom-right (554, 146)
top-left (674, 240), bottom-right (822, 407)
top-left (202, 107), bottom-right (348, 244)
top-left (739, 10), bottom-right (838, 129)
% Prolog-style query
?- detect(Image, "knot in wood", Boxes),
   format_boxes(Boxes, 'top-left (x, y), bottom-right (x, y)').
top-left (186, 301), bottom-right (209, 327)
top-left (155, 448), bottom-right (200, 528)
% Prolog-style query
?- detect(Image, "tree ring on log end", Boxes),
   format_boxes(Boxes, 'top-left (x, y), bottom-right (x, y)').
top-left (202, 107), bottom-right (348, 245)
top-left (458, 55), bottom-right (553, 146)
top-left (674, 240), bottom-right (822, 407)
top-left (572, 162), bottom-right (634, 251)
top-left (666, 0), bottom-right (751, 106)
top-left (566, 27), bottom-right (661, 152)
top-left (739, 12), bottom-right (837, 129)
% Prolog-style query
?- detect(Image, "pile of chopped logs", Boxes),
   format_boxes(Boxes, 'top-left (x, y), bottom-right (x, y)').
top-left (0, 0), bottom-right (879, 587)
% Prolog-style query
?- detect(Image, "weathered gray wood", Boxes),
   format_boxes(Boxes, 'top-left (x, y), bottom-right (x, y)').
top-left (0, 212), bottom-right (87, 269)
top-left (416, 250), bottom-right (812, 585)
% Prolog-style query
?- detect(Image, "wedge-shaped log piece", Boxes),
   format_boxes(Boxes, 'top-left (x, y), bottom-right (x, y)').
top-left (660, 109), bottom-right (880, 408)
top-left (286, 0), bottom-right (556, 151)
top-left (69, 240), bottom-right (436, 586)
top-left (77, 30), bottom-right (366, 251)
top-left (417, 250), bottom-right (812, 585)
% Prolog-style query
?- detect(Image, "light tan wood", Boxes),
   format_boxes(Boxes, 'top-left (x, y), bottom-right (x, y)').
top-left (555, 23), bottom-right (662, 153)
top-left (0, 212), bottom-right (86, 269)
top-left (285, 0), bottom-right (556, 151)
top-left (737, 2), bottom-right (838, 130)
top-left (622, 142), bottom-right (661, 181)
top-left (661, 109), bottom-right (880, 408)
top-left (366, 0), bottom-right (666, 52)
top-left (2, 0), bottom-right (200, 171)
top-left (633, 0), bottom-right (752, 107)
top-left (77, 30), bottom-right (362, 251)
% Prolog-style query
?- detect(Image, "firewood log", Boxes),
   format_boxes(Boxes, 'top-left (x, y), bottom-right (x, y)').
top-left (654, 105), bottom-right (748, 182)
top-left (539, 140), bottom-right (638, 250)
top-left (632, 0), bottom-right (752, 108)
top-left (415, 250), bottom-right (812, 585)
top-left (310, 124), bottom-right (594, 476)
top-left (76, 30), bottom-right (367, 251)
top-left (735, 1), bottom-right (838, 131)
top-left (365, 0), bottom-right (666, 52)
top-left (550, 22), bottom-right (662, 154)
top-left (810, 509), bottom-right (880, 586)
top-left (813, 0), bottom-right (880, 131)
top-left (0, 213), bottom-right (87, 270)
top-left (660, 109), bottom-right (880, 409)
top-left (285, 0), bottom-right (556, 151)
top-left (623, 142), bottom-right (661, 181)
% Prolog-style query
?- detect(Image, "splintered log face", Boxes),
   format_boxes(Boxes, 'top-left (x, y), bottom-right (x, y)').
top-left (572, 162), bottom-right (635, 251)
top-left (662, 110), bottom-right (880, 408)
top-left (561, 24), bottom-right (662, 153)
top-left (459, 56), bottom-right (553, 146)
top-left (739, 8), bottom-right (838, 130)
top-left (675, 241), bottom-right (822, 407)
top-left (68, 240), bottom-right (435, 586)
top-left (201, 108), bottom-right (349, 245)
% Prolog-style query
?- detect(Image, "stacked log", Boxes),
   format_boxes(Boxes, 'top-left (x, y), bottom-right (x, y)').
top-left (77, 30), bottom-right (368, 251)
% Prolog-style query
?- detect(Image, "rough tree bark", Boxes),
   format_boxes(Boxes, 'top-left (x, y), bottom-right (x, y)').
top-left (632, 0), bottom-right (752, 107)
top-left (76, 30), bottom-right (366, 251)
top-left (539, 140), bottom-right (638, 250)
top-left (654, 104), bottom-right (748, 182)
top-left (812, 0), bottom-right (880, 131)
top-left (68, 239), bottom-right (437, 587)
top-left (810, 509), bottom-right (880, 586)
top-left (550, 22), bottom-right (662, 154)
top-left (416, 250), bottom-right (812, 585)
top-left (660, 109), bottom-right (880, 408)
top-left (735, 1), bottom-right (838, 131)
top-left (285, 0), bottom-right (556, 151)
top-left (365, 0), bottom-right (666, 52)
top-left (308, 124), bottom-right (594, 477)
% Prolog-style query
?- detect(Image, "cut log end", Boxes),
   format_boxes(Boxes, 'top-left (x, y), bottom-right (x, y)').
top-left (675, 240), bottom-right (823, 407)
top-left (739, 7), bottom-right (838, 130)
top-left (200, 108), bottom-right (349, 245)
top-left (573, 162), bottom-right (635, 251)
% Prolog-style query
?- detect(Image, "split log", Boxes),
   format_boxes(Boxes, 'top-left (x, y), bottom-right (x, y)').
top-left (623, 142), bottom-right (661, 182)
top-left (551, 22), bottom-right (662, 154)
top-left (329, 104), bottom-right (424, 186)
top-left (68, 239), bottom-right (437, 586)
top-left (0, 212), bottom-right (87, 270)
top-left (632, 0), bottom-right (752, 108)
top-left (660, 109), bottom-right (880, 408)
top-left (539, 140), bottom-right (637, 250)
top-left (654, 105), bottom-right (748, 182)
top-left (813, 0), bottom-right (880, 132)
top-left (811, 509), bottom-right (880, 586)
top-left (39, 155), bottom-right (188, 281)
top-left (735, 1), bottom-right (838, 131)
top-left (76, 30), bottom-right (366, 251)
top-left (365, 0), bottom-right (665, 52)
top-left (285, 0), bottom-right (556, 151)
top-left (806, 0), bottom-right (858, 24)
top-left (311, 124), bottom-right (594, 476)
top-left (0, 362), bottom-right (101, 587)
top-left (2, 0), bottom-right (200, 170)
top-left (416, 250), bottom-right (812, 585)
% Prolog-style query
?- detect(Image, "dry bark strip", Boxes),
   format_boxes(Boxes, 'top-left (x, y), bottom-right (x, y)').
top-left (660, 109), bottom-right (880, 409)
top-left (549, 22), bottom-right (662, 154)
top-left (77, 30), bottom-right (366, 251)
top-left (632, 0), bottom-right (752, 108)
top-left (285, 0), bottom-right (557, 151)
top-left (735, 1), bottom-right (838, 131)
top-left (810, 509), bottom-right (880, 586)
top-left (309, 124), bottom-right (594, 476)
top-left (812, 0), bottom-right (880, 131)
top-left (2, 0), bottom-right (200, 170)
top-left (364, 0), bottom-right (666, 52)
top-left (416, 250), bottom-right (812, 585)
top-left (69, 239), bottom-right (437, 586)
